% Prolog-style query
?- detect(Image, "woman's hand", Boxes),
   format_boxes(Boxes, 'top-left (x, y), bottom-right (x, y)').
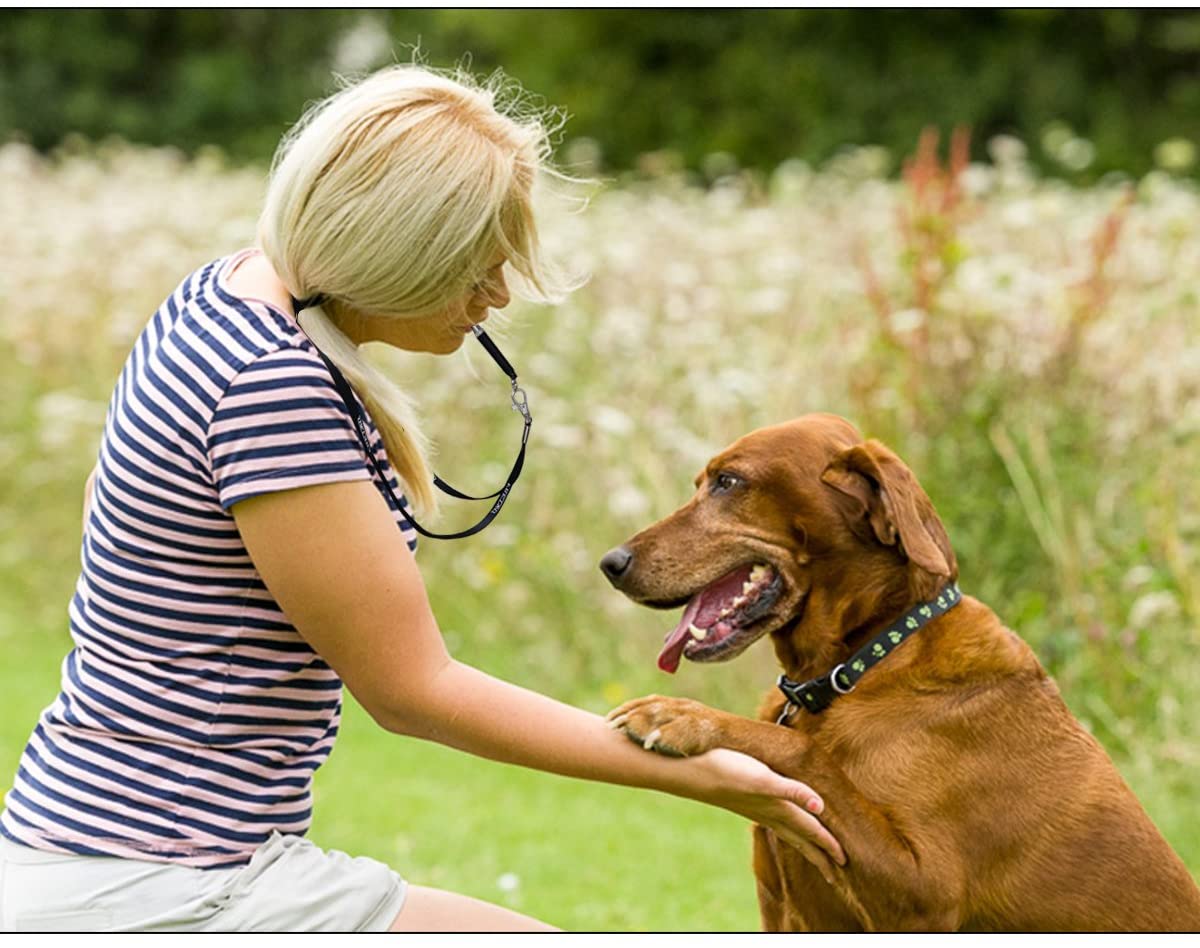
top-left (678, 746), bottom-right (845, 881)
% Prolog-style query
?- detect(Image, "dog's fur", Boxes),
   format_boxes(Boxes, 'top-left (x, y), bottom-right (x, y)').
top-left (603, 414), bottom-right (1200, 932)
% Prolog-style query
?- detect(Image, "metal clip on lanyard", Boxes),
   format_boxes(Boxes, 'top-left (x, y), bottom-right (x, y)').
top-left (294, 297), bottom-right (531, 540)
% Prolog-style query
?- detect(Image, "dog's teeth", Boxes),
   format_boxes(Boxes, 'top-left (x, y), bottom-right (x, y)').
top-left (749, 564), bottom-right (769, 584)
top-left (732, 595), bottom-right (746, 608)
top-left (689, 624), bottom-right (708, 641)
top-left (742, 581), bottom-right (755, 594)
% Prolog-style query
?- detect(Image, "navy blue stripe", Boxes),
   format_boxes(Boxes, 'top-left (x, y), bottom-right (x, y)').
top-left (79, 653), bottom-right (341, 713)
top-left (84, 558), bottom-right (300, 629)
top-left (178, 306), bottom-right (246, 375)
top-left (193, 291), bottom-right (276, 357)
top-left (141, 354), bottom-right (211, 440)
top-left (208, 415), bottom-right (354, 449)
top-left (212, 436), bottom-right (365, 472)
top-left (87, 513), bottom-right (250, 567)
top-left (31, 728), bottom-right (312, 828)
top-left (212, 394), bottom-right (351, 424)
top-left (51, 726), bottom-right (312, 805)
top-left (153, 340), bottom-right (219, 414)
top-left (100, 439), bottom-right (216, 509)
top-left (218, 462), bottom-right (370, 506)
top-left (82, 593), bottom-right (306, 650)
top-left (94, 472), bottom-right (242, 542)
top-left (54, 700), bottom-right (314, 789)
top-left (1, 813), bottom-right (116, 858)
top-left (69, 610), bottom-right (334, 675)
top-left (99, 452), bottom-right (226, 521)
top-left (86, 539), bottom-right (263, 593)
top-left (107, 407), bottom-right (209, 492)
top-left (169, 324), bottom-right (245, 398)
top-left (12, 764), bottom-right (189, 840)
top-left (77, 657), bottom-right (331, 736)
top-left (223, 372), bottom-right (337, 397)
top-left (156, 340), bottom-right (219, 415)
top-left (236, 353), bottom-right (328, 375)
top-left (88, 491), bottom-right (249, 560)
top-left (62, 665), bottom-right (328, 765)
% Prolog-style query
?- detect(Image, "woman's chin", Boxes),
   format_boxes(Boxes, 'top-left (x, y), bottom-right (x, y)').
top-left (421, 333), bottom-right (467, 356)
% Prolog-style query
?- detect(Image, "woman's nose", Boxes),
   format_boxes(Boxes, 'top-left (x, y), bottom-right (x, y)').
top-left (480, 270), bottom-right (510, 310)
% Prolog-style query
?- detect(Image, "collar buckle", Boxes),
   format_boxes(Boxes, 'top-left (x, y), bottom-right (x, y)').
top-left (777, 672), bottom-right (837, 715)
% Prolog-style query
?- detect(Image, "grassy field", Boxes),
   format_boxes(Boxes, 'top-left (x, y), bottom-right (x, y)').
top-left (1, 134), bottom-right (1197, 929)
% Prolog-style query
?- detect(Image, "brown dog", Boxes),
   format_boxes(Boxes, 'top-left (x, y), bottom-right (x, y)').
top-left (600, 414), bottom-right (1200, 932)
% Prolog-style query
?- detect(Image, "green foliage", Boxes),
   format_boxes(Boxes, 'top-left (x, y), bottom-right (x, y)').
top-left (2, 10), bottom-right (1200, 177)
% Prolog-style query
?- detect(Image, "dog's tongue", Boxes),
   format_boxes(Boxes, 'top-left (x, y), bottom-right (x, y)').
top-left (657, 565), bottom-right (755, 673)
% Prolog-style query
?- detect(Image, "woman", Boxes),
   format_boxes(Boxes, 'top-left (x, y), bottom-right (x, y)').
top-left (0, 64), bottom-right (842, 932)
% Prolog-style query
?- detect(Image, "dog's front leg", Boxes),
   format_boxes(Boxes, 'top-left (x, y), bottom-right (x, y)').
top-left (609, 696), bottom-right (966, 932)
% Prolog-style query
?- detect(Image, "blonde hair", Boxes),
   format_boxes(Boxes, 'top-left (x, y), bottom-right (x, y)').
top-left (257, 64), bottom-right (573, 517)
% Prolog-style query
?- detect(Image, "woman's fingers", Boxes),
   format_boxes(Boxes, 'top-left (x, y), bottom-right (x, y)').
top-left (778, 801), bottom-right (846, 866)
top-left (780, 777), bottom-right (824, 815)
top-left (756, 773), bottom-right (843, 864)
top-left (775, 827), bottom-right (836, 885)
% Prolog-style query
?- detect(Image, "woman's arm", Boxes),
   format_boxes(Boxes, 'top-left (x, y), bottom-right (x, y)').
top-left (232, 479), bottom-right (844, 870)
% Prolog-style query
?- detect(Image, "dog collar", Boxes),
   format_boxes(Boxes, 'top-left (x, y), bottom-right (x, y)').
top-left (776, 583), bottom-right (962, 722)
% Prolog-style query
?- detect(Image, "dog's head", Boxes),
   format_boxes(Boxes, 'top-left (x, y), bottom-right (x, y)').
top-left (599, 414), bottom-right (957, 673)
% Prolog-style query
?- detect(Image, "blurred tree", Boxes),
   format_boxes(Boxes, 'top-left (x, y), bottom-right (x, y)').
top-left (0, 8), bottom-right (1197, 177)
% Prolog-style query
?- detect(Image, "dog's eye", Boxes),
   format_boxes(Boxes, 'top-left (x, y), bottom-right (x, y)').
top-left (712, 472), bottom-right (741, 494)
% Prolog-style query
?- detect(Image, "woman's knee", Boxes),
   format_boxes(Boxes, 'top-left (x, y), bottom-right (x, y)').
top-left (388, 884), bottom-right (557, 932)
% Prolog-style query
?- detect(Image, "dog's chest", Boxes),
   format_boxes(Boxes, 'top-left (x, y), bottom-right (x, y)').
top-left (772, 701), bottom-right (931, 800)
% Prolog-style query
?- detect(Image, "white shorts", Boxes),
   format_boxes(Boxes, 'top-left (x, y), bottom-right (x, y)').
top-left (0, 832), bottom-right (407, 933)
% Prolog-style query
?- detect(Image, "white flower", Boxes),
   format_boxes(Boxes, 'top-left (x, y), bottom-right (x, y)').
top-left (590, 405), bottom-right (635, 437)
top-left (1154, 138), bottom-right (1197, 173)
top-left (888, 309), bottom-right (926, 335)
top-left (608, 485), bottom-right (651, 519)
top-left (331, 16), bottom-right (392, 74)
top-left (1127, 591), bottom-right (1180, 630)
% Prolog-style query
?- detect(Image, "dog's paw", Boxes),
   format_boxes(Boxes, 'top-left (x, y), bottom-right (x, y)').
top-left (605, 695), bottom-right (724, 757)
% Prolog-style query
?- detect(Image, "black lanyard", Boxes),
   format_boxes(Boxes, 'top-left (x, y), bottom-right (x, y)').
top-left (299, 300), bottom-right (532, 540)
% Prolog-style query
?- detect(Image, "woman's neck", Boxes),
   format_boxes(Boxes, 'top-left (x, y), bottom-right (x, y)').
top-left (224, 249), bottom-right (297, 317)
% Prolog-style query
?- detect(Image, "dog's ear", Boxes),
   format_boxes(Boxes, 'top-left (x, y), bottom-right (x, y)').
top-left (820, 440), bottom-right (956, 586)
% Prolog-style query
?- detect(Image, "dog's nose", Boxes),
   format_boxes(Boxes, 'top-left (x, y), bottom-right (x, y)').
top-left (599, 546), bottom-right (634, 586)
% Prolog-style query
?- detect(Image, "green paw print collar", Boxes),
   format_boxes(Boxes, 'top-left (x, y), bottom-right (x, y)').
top-left (776, 582), bottom-right (962, 720)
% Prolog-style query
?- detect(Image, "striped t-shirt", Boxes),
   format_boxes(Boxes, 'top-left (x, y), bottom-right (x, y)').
top-left (0, 249), bottom-right (418, 868)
